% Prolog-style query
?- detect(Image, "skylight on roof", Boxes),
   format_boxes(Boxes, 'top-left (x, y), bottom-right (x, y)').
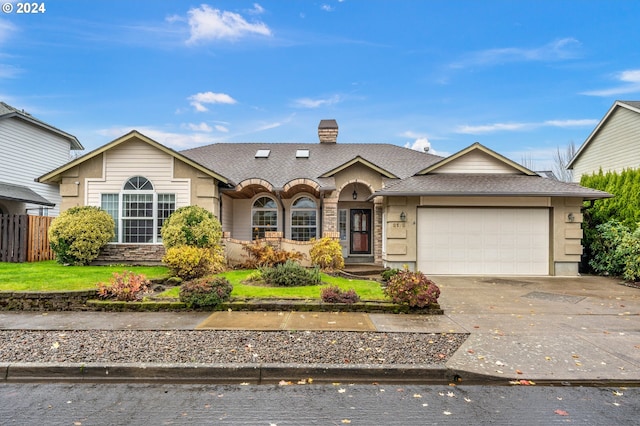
top-left (296, 149), bottom-right (310, 158)
top-left (255, 149), bottom-right (270, 158)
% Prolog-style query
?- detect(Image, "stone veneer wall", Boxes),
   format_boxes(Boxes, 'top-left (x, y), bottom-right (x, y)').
top-left (0, 290), bottom-right (97, 311)
top-left (94, 244), bottom-right (166, 264)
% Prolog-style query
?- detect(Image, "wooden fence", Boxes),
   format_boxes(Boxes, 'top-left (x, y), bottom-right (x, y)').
top-left (0, 215), bottom-right (54, 263)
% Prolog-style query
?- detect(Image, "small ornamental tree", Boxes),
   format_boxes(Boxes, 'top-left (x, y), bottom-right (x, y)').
top-left (309, 237), bottom-right (344, 272)
top-left (160, 206), bottom-right (226, 277)
top-left (48, 206), bottom-right (115, 265)
top-left (384, 267), bottom-right (440, 308)
top-left (161, 205), bottom-right (222, 249)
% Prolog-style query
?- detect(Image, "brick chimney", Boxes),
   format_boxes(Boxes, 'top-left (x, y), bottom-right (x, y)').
top-left (318, 119), bottom-right (338, 143)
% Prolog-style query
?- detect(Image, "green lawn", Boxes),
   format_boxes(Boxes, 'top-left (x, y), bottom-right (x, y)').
top-left (1, 262), bottom-right (386, 301)
top-left (0, 261), bottom-right (170, 292)
top-left (157, 269), bottom-right (387, 301)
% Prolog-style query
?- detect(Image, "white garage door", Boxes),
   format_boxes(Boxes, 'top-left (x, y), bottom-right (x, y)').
top-left (417, 207), bottom-right (549, 275)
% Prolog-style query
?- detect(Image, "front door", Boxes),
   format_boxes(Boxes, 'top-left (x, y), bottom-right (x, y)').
top-left (350, 209), bottom-right (371, 254)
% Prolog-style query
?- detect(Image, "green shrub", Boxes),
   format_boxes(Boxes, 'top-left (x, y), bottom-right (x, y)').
top-left (589, 219), bottom-right (640, 281)
top-left (48, 206), bottom-right (115, 265)
top-left (589, 220), bottom-right (630, 276)
top-left (381, 268), bottom-right (400, 282)
top-left (309, 237), bottom-right (344, 271)
top-left (163, 245), bottom-right (222, 280)
top-left (260, 260), bottom-right (321, 287)
top-left (161, 205), bottom-right (222, 249)
top-left (320, 286), bottom-right (360, 304)
top-left (384, 267), bottom-right (440, 308)
top-left (242, 241), bottom-right (303, 268)
top-left (97, 271), bottom-right (150, 301)
top-left (179, 276), bottom-right (233, 308)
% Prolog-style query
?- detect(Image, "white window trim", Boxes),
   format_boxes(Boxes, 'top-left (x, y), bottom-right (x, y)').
top-left (290, 195), bottom-right (318, 241)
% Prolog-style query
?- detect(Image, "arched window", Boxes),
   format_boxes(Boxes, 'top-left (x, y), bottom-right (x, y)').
top-left (252, 196), bottom-right (278, 240)
top-left (101, 176), bottom-right (175, 243)
top-left (291, 196), bottom-right (317, 241)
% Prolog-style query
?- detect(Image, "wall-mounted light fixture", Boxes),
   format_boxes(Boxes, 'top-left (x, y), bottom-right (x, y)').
top-left (352, 188), bottom-right (358, 200)
top-left (400, 211), bottom-right (407, 221)
top-left (568, 212), bottom-right (575, 222)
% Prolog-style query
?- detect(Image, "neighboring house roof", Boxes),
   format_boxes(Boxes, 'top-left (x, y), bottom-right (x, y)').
top-left (180, 143), bottom-right (444, 191)
top-left (0, 181), bottom-right (55, 206)
top-left (567, 100), bottom-right (640, 169)
top-left (37, 130), bottom-right (230, 184)
top-left (371, 174), bottom-right (612, 200)
top-left (0, 102), bottom-right (83, 150)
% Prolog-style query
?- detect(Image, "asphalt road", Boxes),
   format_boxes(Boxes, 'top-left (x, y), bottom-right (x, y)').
top-left (1, 383), bottom-right (638, 425)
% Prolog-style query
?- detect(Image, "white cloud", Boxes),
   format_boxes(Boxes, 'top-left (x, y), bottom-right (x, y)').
top-left (401, 131), bottom-right (448, 156)
top-left (456, 118), bottom-right (597, 134)
top-left (451, 37), bottom-right (581, 69)
top-left (215, 124), bottom-right (229, 133)
top-left (247, 3), bottom-right (265, 15)
top-left (184, 4), bottom-right (272, 44)
top-left (188, 91), bottom-right (237, 112)
top-left (97, 126), bottom-right (218, 149)
top-left (321, 4), bottom-right (335, 12)
top-left (185, 122), bottom-right (213, 132)
top-left (456, 122), bottom-right (530, 134)
top-left (0, 19), bottom-right (17, 44)
top-left (581, 69), bottom-right (640, 97)
top-left (293, 94), bottom-right (341, 108)
top-left (0, 64), bottom-right (21, 78)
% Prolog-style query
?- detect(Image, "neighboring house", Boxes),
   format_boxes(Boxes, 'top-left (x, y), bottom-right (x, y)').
top-left (38, 120), bottom-right (610, 276)
top-left (568, 100), bottom-right (640, 183)
top-left (0, 102), bottom-right (83, 216)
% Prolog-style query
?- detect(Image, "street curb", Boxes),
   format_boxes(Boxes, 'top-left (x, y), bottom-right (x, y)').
top-left (2, 362), bottom-right (489, 384)
top-left (4, 362), bottom-right (639, 386)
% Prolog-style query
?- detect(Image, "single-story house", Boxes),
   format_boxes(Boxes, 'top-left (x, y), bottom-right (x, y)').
top-left (568, 100), bottom-right (640, 182)
top-left (37, 120), bottom-right (610, 276)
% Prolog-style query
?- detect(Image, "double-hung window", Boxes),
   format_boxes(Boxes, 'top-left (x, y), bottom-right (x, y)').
top-left (252, 196), bottom-right (278, 240)
top-left (101, 176), bottom-right (175, 243)
top-left (291, 196), bottom-right (317, 241)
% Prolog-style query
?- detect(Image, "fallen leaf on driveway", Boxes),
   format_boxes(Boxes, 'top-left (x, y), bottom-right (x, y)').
top-left (554, 409), bottom-right (569, 416)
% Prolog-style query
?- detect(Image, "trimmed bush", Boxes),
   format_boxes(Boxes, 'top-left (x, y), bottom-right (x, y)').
top-left (97, 271), bottom-right (150, 301)
top-left (381, 268), bottom-right (400, 283)
top-left (179, 276), bottom-right (233, 308)
top-left (242, 241), bottom-right (303, 268)
top-left (384, 267), bottom-right (440, 308)
top-left (320, 286), bottom-right (360, 304)
top-left (260, 260), bottom-right (321, 287)
top-left (161, 205), bottom-right (222, 249)
top-left (589, 219), bottom-right (640, 281)
top-left (49, 206), bottom-right (115, 265)
top-left (310, 237), bottom-right (344, 271)
top-left (163, 245), bottom-right (221, 280)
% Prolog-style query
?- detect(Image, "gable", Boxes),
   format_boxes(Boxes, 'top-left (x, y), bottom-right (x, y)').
top-left (569, 104), bottom-right (640, 181)
top-left (38, 130), bottom-right (229, 184)
top-left (418, 142), bottom-right (535, 175)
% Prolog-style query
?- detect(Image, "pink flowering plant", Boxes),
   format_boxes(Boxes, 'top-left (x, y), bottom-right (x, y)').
top-left (383, 267), bottom-right (440, 308)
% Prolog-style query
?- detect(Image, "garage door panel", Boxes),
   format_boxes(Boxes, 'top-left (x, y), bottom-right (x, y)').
top-left (418, 208), bottom-right (549, 275)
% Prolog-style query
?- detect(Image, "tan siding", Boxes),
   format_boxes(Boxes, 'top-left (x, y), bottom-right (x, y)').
top-left (86, 139), bottom-right (190, 207)
top-left (221, 193), bottom-right (234, 233)
top-left (231, 198), bottom-right (253, 241)
top-left (572, 107), bottom-right (640, 182)
top-left (0, 118), bottom-right (73, 216)
top-left (434, 150), bottom-right (519, 174)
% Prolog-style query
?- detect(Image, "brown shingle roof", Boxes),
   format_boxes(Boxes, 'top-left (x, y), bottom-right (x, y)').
top-left (180, 143), bottom-right (444, 189)
top-left (372, 174), bottom-right (612, 200)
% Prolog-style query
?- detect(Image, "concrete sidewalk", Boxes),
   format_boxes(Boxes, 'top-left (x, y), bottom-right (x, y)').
top-left (1, 275), bottom-right (639, 384)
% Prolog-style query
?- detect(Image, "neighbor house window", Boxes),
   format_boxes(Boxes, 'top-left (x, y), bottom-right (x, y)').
top-left (291, 196), bottom-right (317, 241)
top-left (101, 176), bottom-right (175, 243)
top-left (252, 196), bottom-right (278, 240)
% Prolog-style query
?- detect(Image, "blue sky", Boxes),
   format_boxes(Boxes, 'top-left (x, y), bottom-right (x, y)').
top-left (2, 1), bottom-right (639, 170)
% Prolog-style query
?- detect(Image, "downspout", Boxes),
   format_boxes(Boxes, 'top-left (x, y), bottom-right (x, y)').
top-left (275, 190), bottom-right (285, 237)
top-left (319, 190), bottom-right (324, 238)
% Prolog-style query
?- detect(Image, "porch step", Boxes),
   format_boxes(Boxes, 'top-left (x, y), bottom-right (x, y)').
top-left (341, 263), bottom-right (387, 277)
